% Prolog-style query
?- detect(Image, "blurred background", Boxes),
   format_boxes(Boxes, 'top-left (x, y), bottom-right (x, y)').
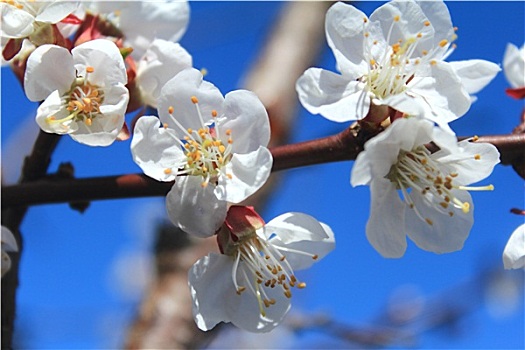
top-left (1, 1), bottom-right (524, 348)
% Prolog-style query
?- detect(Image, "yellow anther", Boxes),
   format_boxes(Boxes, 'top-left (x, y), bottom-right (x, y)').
top-left (430, 60), bottom-right (437, 66)
top-left (453, 26), bottom-right (459, 31)
top-left (363, 17), bottom-right (368, 23)
top-left (424, 20), bottom-right (431, 26)
top-left (263, 299), bottom-right (270, 308)
top-left (312, 254), bottom-right (319, 260)
top-left (369, 59), bottom-right (376, 66)
top-left (201, 181), bottom-right (208, 188)
top-left (191, 96), bottom-right (199, 104)
top-left (440, 202), bottom-right (448, 209)
top-left (200, 68), bottom-right (208, 76)
top-left (218, 145), bottom-right (226, 153)
top-left (297, 282), bottom-right (306, 289)
top-left (394, 15), bottom-right (400, 22)
top-left (225, 129), bottom-right (232, 136)
top-left (168, 106), bottom-right (174, 114)
top-left (474, 154), bottom-right (481, 160)
top-left (82, 97), bottom-right (91, 105)
top-left (163, 123), bottom-right (168, 129)
top-left (164, 168), bottom-right (172, 174)
top-left (425, 218), bottom-right (433, 226)
top-left (392, 43), bottom-right (401, 54)
top-left (187, 128), bottom-right (193, 134)
top-left (86, 66), bottom-right (95, 73)
top-left (284, 290), bottom-right (292, 299)
top-left (417, 33), bottom-right (423, 38)
top-left (422, 50), bottom-right (428, 56)
top-left (85, 118), bottom-right (92, 126)
top-left (228, 138), bottom-right (233, 144)
top-left (211, 109), bottom-right (218, 117)
top-left (462, 202), bottom-right (470, 213)
top-left (364, 32), bottom-right (370, 38)
top-left (439, 39), bottom-right (448, 47)
top-left (236, 286), bottom-right (246, 295)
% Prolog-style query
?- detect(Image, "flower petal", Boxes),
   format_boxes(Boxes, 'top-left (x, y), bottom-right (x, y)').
top-left (503, 43), bottom-right (525, 88)
top-left (325, 2), bottom-right (368, 75)
top-left (448, 59), bottom-right (501, 95)
top-left (366, 180), bottom-right (407, 258)
top-left (136, 39), bottom-right (193, 108)
top-left (131, 116), bottom-right (185, 181)
top-left (158, 68), bottom-right (224, 136)
top-left (405, 189), bottom-right (473, 253)
top-left (264, 212), bottom-right (335, 270)
top-left (219, 90), bottom-right (270, 154)
top-left (166, 176), bottom-right (227, 238)
top-left (72, 39), bottom-right (127, 86)
top-left (35, 90), bottom-right (78, 134)
top-left (503, 224), bottom-right (525, 270)
top-left (24, 44), bottom-right (75, 101)
top-left (34, 1), bottom-right (79, 23)
top-left (188, 253), bottom-right (235, 331)
top-left (1, 226), bottom-right (18, 253)
top-left (215, 146), bottom-right (272, 203)
top-left (296, 67), bottom-right (369, 121)
top-left (0, 4), bottom-right (34, 38)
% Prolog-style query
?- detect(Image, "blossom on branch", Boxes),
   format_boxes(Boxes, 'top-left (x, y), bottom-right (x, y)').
top-left (503, 224), bottom-right (525, 270)
top-left (351, 117), bottom-right (500, 257)
top-left (1, 226), bottom-right (18, 277)
top-left (86, 0), bottom-right (189, 59)
top-left (24, 38), bottom-right (129, 146)
top-left (189, 206), bottom-right (335, 333)
top-left (296, 0), bottom-right (499, 130)
top-left (503, 42), bottom-right (525, 99)
top-left (131, 68), bottom-right (272, 237)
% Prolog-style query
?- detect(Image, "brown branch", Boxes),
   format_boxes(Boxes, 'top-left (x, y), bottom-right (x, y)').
top-left (1, 131), bottom-right (61, 349)
top-left (2, 131), bottom-right (523, 209)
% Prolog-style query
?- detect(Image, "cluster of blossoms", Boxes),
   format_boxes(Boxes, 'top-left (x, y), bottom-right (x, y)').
top-left (297, 0), bottom-right (502, 258)
top-left (2, 0), bottom-right (522, 336)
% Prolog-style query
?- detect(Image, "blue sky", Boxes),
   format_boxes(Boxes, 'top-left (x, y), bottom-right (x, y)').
top-left (1, 1), bottom-right (524, 348)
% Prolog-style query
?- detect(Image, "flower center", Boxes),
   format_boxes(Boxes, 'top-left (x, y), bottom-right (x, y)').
top-left (386, 144), bottom-right (493, 225)
top-left (163, 97), bottom-right (233, 187)
top-left (360, 15), bottom-right (457, 100)
top-left (228, 233), bottom-right (317, 317)
top-left (46, 66), bottom-right (105, 128)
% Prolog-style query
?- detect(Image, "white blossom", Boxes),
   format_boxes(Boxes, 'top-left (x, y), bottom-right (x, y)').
top-left (503, 224), bottom-right (525, 270)
top-left (2, 226), bottom-right (18, 277)
top-left (351, 117), bottom-right (500, 257)
top-left (503, 43), bottom-right (525, 88)
top-left (86, 0), bottom-right (189, 59)
top-left (24, 39), bottom-right (129, 146)
top-left (296, 0), bottom-right (499, 131)
top-left (135, 39), bottom-right (193, 108)
top-left (131, 68), bottom-right (272, 237)
top-left (189, 206), bottom-right (335, 333)
top-left (0, 0), bottom-right (78, 39)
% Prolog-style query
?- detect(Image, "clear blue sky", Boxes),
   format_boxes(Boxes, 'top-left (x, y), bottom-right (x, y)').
top-left (1, 1), bottom-right (524, 348)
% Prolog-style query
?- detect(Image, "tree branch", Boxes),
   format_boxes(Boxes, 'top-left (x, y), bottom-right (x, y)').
top-left (2, 131), bottom-right (523, 208)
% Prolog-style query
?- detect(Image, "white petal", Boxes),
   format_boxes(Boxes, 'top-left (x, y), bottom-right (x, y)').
top-left (264, 213), bottom-right (335, 270)
top-left (24, 44), bottom-right (74, 101)
top-left (188, 253), bottom-right (235, 331)
top-left (405, 189), bottom-right (473, 254)
top-left (34, 1), bottom-right (79, 24)
top-left (503, 43), bottom-right (525, 88)
top-left (350, 151), bottom-right (372, 187)
top-left (119, 1), bottom-right (190, 59)
top-left (448, 59), bottom-right (501, 95)
top-left (366, 180), bottom-right (407, 258)
top-left (416, 0), bottom-right (454, 49)
top-left (503, 224), bottom-right (525, 270)
top-left (131, 116), bottom-right (185, 181)
top-left (70, 83), bottom-right (129, 147)
top-left (1, 226), bottom-right (18, 253)
top-left (72, 39), bottom-right (127, 86)
top-left (325, 2), bottom-right (368, 75)
top-left (35, 90), bottom-right (78, 135)
top-left (433, 139), bottom-right (500, 185)
top-left (166, 176), bottom-right (227, 238)
top-left (136, 39), bottom-right (193, 108)
top-left (296, 68), bottom-right (369, 122)
top-left (158, 68), bottom-right (224, 135)
top-left (219, 90), bottom-right (270, 154)
top-left (0, 3), bottom-right (34, 38)
top-left (215, 146), bottom-right (272, 203)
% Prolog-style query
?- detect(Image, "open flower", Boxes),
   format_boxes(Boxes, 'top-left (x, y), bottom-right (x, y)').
top-left (351, 117), bottom-right (500, 257)
top-left (189, 206), bottom-right (335, 333)
top-left (131, 68), bottom-right (272, 237)
top-left (296, 0), bottom-right (499, 130)
top-left (2, 226), bottom-right (18, 277)
top-left (503, 42), bottom-right (525, 99)
top-left (0, 0), bottom-right (78, 40)
top-left (24, 38), bottom-right (129, 146)
top-left (503, 224), bottom-right (525, 270)
top-left (134, 39), bottom-right (193, 109)
top-left (87, 0), bottom-right (189, 59)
